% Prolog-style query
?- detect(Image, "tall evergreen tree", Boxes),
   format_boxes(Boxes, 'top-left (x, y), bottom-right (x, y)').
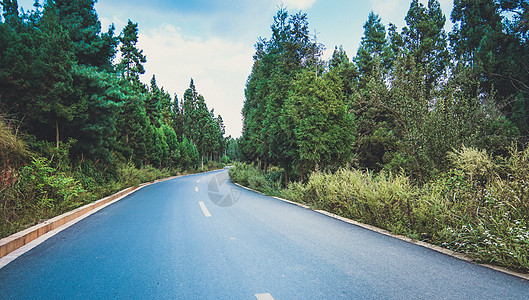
top-left (117, 20), bottom-right (146, 86)
top-left (146, 75), bottom-right (163, 127)
top-left (241, 7), bottom-right (323, 177)
top-left (402, 0), bottom-right (449, 92)
top-left (47, 0), bottom-right (117, 69)
top-left (451, 0), bottom-right (526, 133)
top-left (1, 0), bottom-right (20, 26)
top-left (355, 11), bottom-right (389, 83)
top-left (283, 70), bottom-right (354, 179)
top-left (329, 46), bottom-right (357, 100)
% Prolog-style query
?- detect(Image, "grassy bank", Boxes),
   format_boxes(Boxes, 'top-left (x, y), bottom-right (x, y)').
top-left (1, 159), bottom-right (223, 239)
top-left (0, 118), bottom-right (224, 239)
top-left (229, 146), bottom-right (529, 272)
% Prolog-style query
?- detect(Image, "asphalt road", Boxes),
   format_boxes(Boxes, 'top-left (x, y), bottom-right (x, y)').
top-left (0, 169), bottom-right (528, 299)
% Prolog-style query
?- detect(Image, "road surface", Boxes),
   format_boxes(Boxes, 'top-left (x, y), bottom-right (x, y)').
top-left (0, 169), bottom-right (528, 299)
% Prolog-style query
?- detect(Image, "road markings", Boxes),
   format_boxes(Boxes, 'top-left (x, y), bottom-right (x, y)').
top-left (196, 179), bottom-right (200, 183)
top-left (195, 186), bottom-right (199, 192)
top-left (198, 201), bottom-right (212, 217)
top-left (255, 293), bottom-right (274, 300)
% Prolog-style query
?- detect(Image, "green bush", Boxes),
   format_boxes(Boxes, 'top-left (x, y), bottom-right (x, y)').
top-left (1, 157), bottom-right (88, 237)
top-left (283, 168), bottom-right (422, 236)
top-left (117, 161), bottom-right (172, 188)
top-left (231, 155), bottom-right (529, 272)
top-left (228, 162), bottom-right (283, 195)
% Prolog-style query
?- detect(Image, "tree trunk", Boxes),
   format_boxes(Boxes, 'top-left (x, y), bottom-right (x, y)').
top-left (56, 120), bottom-right (59, 149)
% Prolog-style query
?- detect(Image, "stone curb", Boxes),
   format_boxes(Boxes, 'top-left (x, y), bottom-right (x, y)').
top-left (232, 181), bottom-right (529, 281)
top-left (0, 175), bottom-right (179, 261)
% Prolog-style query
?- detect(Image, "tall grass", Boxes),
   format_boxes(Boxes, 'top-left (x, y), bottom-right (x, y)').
top-left (229, 147), bottom-right (529, 272)
top-left (228, 163), bottom-right (283, 196)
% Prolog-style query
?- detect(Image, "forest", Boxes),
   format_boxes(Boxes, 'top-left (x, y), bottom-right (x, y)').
top-left (232, 0), bottom-right (529, 272)
top-left (0, 0), bottom-right (231, 238)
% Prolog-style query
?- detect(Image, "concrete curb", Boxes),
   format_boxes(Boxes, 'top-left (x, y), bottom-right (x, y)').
top-left (232, 181), bottom-right (529, 281)
top-left (0, 175), bottom-right (179, 261)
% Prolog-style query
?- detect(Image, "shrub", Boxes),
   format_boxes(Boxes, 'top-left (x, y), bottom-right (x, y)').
top-left (232, 157), bottom-right (529, 272)
top-left (1, 157), bottom-right (88, 238)
top-left (228, 162), bottom-right (283, 195)
top-left (448, 145), bottom-right (497, 183)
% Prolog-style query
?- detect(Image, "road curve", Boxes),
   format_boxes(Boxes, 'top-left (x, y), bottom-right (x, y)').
top-left (0, 169), bottom-right (528, 299)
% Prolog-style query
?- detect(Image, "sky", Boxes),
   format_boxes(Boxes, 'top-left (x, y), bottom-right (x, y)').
top-left (19, 0), bottom-right (455, 138)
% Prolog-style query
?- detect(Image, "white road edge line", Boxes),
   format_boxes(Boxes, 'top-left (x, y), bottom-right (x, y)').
top-left (198, 201), bottom-right (212, 217)
top-left (255, 293), bottom-right (274, 300)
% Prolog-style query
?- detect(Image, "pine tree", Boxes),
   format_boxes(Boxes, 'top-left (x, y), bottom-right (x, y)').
top-left (451, 0), bottom-right (525, 131)
top-left (1, 0), bottom-right (20, 27)
top-left (283, 70), bottom-right (354, 179)
top-left (49, 0), bottom-right (117, 69)
top-left (117, 20), bottom-right (146, 85)
top-left (145, 75), bottom-right (163, 127)
top-left (402, 0), bottom-right (449, 92)
top-left (355, 11), bottom-right (389, 83)
top-left (241, 7), bottom-right (323, 177)
top-left (329, 46), bottom-right (357, 98)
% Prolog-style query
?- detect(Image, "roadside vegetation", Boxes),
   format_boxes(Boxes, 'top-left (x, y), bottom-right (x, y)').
top-left (0, 1), bottom-right (231, 239)
top-left (234, 1), bottom-right (529, 273)
top-left (0, 116), bottom-right (225, 239)
top-left (230, 147), bottom-right (529, 272)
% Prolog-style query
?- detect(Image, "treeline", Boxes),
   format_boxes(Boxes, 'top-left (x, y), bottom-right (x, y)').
top-left (240, 0), bottom-right (529, 183)
top-left (0, 0), bottom-right (227, 169)
top-left (0, 0), bottom-right (227, 237)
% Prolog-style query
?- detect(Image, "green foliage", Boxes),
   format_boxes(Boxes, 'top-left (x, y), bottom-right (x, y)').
top-left (1, 157), bottom-right (88, 238)
top-left (402, 0), bottom-right (449, 91)
top-left (116, 20), bottom-right (146, 84)
top-left (231, 159), bottom-right (529, 272)
top-left (282, 70), bottom-right (355, 178)
top-left (447, 146), bottom-right (496, 183)
top-left (226, 137), bottom-right (240, 162)
top-left (47, 0), bottom-right (117, 69)
top-left (355, 11), bottom-right (390, 83)
top-left (0, 2), bottom-right (227, 240)
top-left (181, 79), bottom-right (226, 163)
top-left (241, 7), bottom-right (324, 177)
top-left (228, 163), bottom-right (283, 196)
top-left (116, 161), bottom-right (171, 188)
top-left (0, 116), bottom-right (28, 168)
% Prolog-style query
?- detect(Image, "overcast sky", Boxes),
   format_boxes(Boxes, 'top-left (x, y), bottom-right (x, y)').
top-left (19, 0), bottom-right (454, 137)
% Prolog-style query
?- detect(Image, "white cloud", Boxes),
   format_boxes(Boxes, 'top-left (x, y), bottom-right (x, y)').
top-left (100, 15), bottom-right (127, 32)
top-left (137, 24), bottom-right (254, 137)
top-left (372, 0), bottom-right (404, 22)
top-left (282, 0), bottom-right (318, 10)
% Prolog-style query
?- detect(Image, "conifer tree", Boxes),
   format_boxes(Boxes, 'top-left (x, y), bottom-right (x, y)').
top-left (329, 46), bottom-right (357, 98)
top-left (146, 75), bottom-right (163, 127)
top-left (355, 11), bottom-right (389, 82)
top-left (49, 0), bottom-right (117, 69)
top-left (117, 20), bottom-right (146, 85)
top-left (402, 0), bottom-right (449, 92)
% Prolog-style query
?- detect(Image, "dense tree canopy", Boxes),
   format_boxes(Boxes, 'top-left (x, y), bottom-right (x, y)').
top-left (0, 0), bottom-right (226, 171)
top-left (240, 1), bottom-right (526, 183)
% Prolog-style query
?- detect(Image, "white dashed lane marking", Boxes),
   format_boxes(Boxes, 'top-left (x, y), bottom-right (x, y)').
top-left (255, 293), bottom-right (274, 300)
top-left (198, 201), bottom-right (212, 217)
